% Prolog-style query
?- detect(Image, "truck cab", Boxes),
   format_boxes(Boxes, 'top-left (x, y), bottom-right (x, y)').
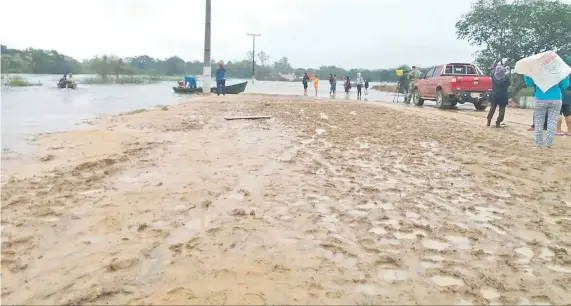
top-left (412, 63), bottom-right (492, 110)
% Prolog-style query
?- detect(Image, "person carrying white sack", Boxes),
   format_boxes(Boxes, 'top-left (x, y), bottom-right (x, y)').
top-left (515, 51), bottom-right (571, 148)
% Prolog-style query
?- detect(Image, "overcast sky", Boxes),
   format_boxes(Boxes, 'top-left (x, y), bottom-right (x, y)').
top-left (2, 0), bottom-right (486, 69)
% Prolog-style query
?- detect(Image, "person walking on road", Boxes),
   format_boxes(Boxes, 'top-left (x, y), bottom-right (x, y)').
top-left (406, 66), bottom-right (421, 103)
top-left (556, 55), bottom-right (571, 136)
top-left (355, 72), bottom-right (364, 100)
top-left (487, 65), bottom-right (510, 128)
top-left (302, 72), bottom-right (310, 96)
top-left (524, 73), bottom-right (569, 148)
top-left (215, 62), bottom-right (226, 96)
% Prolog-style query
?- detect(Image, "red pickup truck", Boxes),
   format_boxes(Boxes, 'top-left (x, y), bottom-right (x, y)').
top-left (411, 63), bottom-right (492, 110)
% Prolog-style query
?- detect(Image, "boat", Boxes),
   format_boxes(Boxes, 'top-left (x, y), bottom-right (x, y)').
top-left (172, 81), bottom-right (248, 94)
top-left (57, 81), bottom-right (77, 89)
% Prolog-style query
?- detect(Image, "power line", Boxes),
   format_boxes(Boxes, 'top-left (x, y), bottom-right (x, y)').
top-left (247, 33), bottom-right (261, 84)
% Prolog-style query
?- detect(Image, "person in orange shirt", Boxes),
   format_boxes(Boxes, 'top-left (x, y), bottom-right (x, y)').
top-left (313, 75), bottom-right (319, 96)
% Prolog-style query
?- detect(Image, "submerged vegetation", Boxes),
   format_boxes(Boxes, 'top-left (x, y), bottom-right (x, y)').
top-left (2, 75), bottom-right (42, 87)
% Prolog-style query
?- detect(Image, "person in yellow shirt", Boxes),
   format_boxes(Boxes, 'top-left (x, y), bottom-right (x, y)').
top-left (313, 75), bottom-right (319, 96)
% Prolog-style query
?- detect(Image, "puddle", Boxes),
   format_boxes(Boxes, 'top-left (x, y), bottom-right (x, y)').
top-left (377, 238), bottom-right (401, 245)
top-left (515, 247), bottom-right (534, 264)
top-left (80, 189), bottom-right (105, 195)
top-left (379, 219), bottom-right (400, 229)
top-left (348, 210), bottom-right (369, 218)
top-left (319, 113), bottom-right (329, 120)
top-left (41, 216), bottom-right (61, 223)
top-left (431, 275), bottom-right (464, 286)
top-left (405, 211), bottom-right (420, 219)
top-left (380, 269), bottom-right (408, 281)
top-left (514, 229), bottom-right (548, 243)
top-left (480, 288), bottom-right (500, 300)
top-left (394, 230), bottom-right (426, 240)
top-left (546, 264), bottom-right (571, 273)
top-left (422, 239), bottom-right (450, 251)
top-left (357, 202), bottom-right (376, 210)
top-left (425, 255), bottom-right (447, 262)
top-left (539, 247), bottom-right (554, 260)
top-left (369, 227), bottom-right (387, 235)
top-left (446, 235), bottom-right (471, 250)
top-left (420, 261), bottom-right (441, 269)
top-left (353, 283), bottom-right (384, 296)
top-left (379, 202), bottom-right (395, 210)
top-left (455, 298), bottom-right (473, 305)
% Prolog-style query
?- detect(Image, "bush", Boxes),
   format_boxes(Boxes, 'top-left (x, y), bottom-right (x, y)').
top-left (82, 75), bottom-right (163, 85)
top-left (2, 75), bottom-right (42, 87)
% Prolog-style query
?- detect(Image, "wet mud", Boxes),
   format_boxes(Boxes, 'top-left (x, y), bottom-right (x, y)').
top-left (2, 95), bottom-right (570, 305)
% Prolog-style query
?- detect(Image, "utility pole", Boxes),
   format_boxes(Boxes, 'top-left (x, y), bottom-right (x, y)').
top-left (247, 33), bottom-right (261, 84)
top-left (203, 0), bottom-right (212, 94)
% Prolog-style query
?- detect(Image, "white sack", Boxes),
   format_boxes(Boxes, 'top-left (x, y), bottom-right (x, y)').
top-left (514, 51), bottom-right (571, 92)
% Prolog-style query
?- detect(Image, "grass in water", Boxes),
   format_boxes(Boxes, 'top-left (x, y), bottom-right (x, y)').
top-left (2, 76), bottom-right (42, 87)
top-left (82, 75), bottom-right (165, 85)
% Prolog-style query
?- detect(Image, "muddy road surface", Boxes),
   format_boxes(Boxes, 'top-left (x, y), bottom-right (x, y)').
top-left (2, 95), bottom-right (570, 305)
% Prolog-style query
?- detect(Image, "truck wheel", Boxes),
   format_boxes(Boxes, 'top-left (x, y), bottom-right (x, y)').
top-left (413, 88), bottom-right (424, 106)
top-left (435, 89), bottom-right (446, 109)
top-left (474, 101), bottom-right (488, 111)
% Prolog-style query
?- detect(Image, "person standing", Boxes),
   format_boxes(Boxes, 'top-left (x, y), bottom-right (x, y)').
top-left (313, 75), bottom-right (319, 96)
top-left (302, 72), bottom-right (310, 96)
top-left (486, 65), bottom-right (510, 127)
top-left (364, 79), bottom-right (369, 95)
top-left (344, 76), bottom-right (351, 99)
top-left (406, 66), bottom-right (421, 103)
top-left (556, 55), bottom-right (571, 136)
top-left (329, 74), bottom-right (335, 95)
top-left (398, 71), bottom-right (409, 102)
top-left (524, 73), bottom-right (569, 148)
top-left (215, 62), bottom-right (226, 96)
top-left (355, 72), bottom-right (364, 100)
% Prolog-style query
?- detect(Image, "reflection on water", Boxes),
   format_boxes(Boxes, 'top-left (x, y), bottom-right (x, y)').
top-left (1, 74), bottom-right (400, 151)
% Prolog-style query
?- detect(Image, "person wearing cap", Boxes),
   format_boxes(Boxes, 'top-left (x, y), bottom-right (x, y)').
top-left (406, 66), bottom-right (421, 103)
top-left (215, 62), bottom-right (227, 96)
top-left (556, 54), bottom-right (571, 136)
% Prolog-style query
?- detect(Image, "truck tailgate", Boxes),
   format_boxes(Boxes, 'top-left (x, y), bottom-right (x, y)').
top-left (454, 76), bottom-right (492, 92)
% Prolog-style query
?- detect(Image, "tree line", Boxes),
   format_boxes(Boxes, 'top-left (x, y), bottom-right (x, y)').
top-left (1, 45), bottom-right (420, 82)
top-left (3, 0), bottom-right (568, 83)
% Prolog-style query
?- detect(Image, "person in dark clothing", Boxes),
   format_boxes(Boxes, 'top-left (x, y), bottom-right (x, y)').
top-left (328, 74), bottom-right (336, 95)
top-left (343, 76), bottom-right (351, 99)
top-left (487, 65), bottom-right (510, 127)
top-left (364, 79), bottom-right (369, 95)
top-left (302, 72), bottom-right (310, 96)
top-left (398, 72), bottom-right (409, 102)
top-left (215, 62), bottom-right (226, 95)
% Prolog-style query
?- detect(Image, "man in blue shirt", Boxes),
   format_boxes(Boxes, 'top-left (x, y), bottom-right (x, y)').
top-left (215, 62), bottom-right (226, 96)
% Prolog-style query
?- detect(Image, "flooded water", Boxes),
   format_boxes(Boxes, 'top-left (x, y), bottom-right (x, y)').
top-left (0, 74), bottom-right (398, 151)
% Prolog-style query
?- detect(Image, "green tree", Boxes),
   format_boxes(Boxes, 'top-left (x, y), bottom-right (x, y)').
top-left (456, 0), bottom-right (571, 74)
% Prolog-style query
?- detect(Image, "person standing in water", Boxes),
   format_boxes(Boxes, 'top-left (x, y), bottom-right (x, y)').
top-left (302, 72), bottom-right (310, 96)
top-left (355, 72), bottom-right (364, 100)
top-left (364, 79), bottom-right (369, 95)
top-left (313, 75), bottom-right (319, 96)
top-left (329, 74), bottom-right (336, 96)
top-left (486, 65), bottom-right (510, 128)
top-left (215, 62), bottom-right (227, 96)
top-left (344, 76), bottom-right (351, 99)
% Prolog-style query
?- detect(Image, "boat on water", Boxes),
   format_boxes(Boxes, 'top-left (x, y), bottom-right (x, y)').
top-left (57, 81), bottom-right (77, 89)
top-left (173, 81), bottom-right (248, 94)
